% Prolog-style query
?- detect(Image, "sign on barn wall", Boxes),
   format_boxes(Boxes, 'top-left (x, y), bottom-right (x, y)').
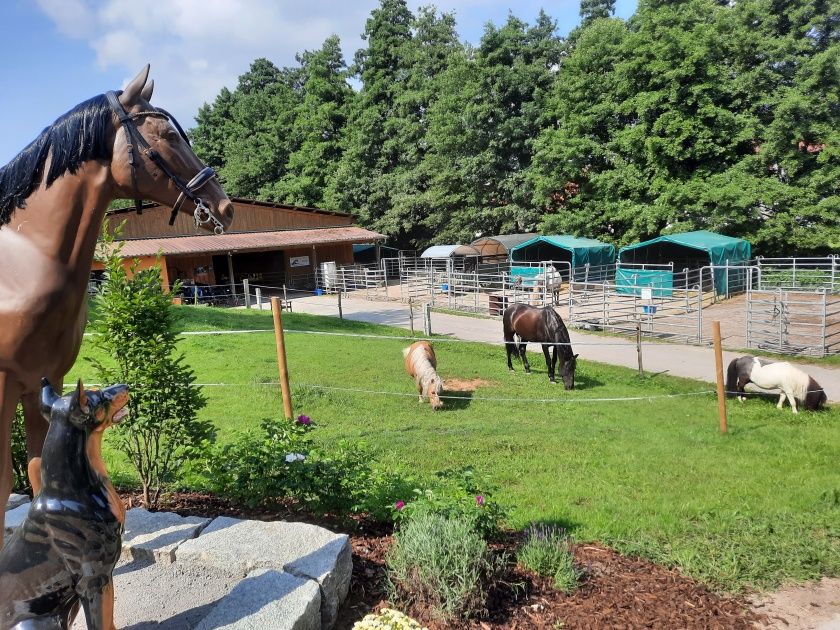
top-left (289, 255), bottom-right (310, 268)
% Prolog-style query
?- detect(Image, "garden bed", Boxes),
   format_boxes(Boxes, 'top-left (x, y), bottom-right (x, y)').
top-left (131, 490), bottom-right (760, 630)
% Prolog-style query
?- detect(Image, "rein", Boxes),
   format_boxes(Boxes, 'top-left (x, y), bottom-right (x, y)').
top-left (105, 91), bottom-right (225, 234)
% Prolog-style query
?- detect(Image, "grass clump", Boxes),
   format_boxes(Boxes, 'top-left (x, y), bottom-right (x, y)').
top-left (386, 513), bottom-right (504, 622)
top-left (518, 524), bottom-right (581, 593)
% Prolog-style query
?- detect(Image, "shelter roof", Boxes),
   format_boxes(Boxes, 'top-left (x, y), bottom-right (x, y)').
top-left (510, 235), bottom-right (616, 268)
top-left (107, 226), bottom-right (385, 258)
top-left (618, 230), bottom-right (751, 263)
top-left (420, 244), bottom-right (480, 258)
top-left (470, 233), bottom-right (536, 256)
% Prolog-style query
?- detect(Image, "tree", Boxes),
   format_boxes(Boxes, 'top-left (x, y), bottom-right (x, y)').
top-left (270, 35), bottom-right (353, 207)
top-left (580, 0), bottom-right (616, 24)
top-left (89, 227), bottom-right (213, 506)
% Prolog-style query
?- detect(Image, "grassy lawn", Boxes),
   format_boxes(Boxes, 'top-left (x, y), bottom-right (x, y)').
top-left (71, 305), bottom-right (840, 591)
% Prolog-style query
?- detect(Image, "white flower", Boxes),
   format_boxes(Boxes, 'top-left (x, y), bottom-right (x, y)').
top-left (284, 453), bottom-right (306, 463)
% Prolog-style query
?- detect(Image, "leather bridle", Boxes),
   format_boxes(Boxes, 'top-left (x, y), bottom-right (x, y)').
top-left (105, 90), bottom-right (225, 234)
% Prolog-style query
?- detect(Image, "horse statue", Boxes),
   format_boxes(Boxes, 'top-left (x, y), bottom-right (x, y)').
top-left (725, 355), bottom-right (827, 413)
top-left (503, 303), bottom-right (578, 388)
top-left (403, 341), bottom-right (444, 410)
top-left (0, 65), bottom-right (233, 541)
top-left (0, 379), bottom-right (129, 630)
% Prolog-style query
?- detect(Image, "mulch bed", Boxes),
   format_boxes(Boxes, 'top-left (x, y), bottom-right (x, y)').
top-left (120, 490), bottom-right (762, 630)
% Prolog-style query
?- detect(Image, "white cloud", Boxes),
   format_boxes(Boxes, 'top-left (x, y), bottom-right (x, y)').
top-left (34, 0), bottom-right (380, 127)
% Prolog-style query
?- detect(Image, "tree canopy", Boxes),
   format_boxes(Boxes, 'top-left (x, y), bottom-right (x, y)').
top-left (192, 0), bottom-right (839, 254)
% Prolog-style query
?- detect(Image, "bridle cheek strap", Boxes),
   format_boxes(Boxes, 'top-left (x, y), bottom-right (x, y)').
top-left (169, 166), bottom-right (217, 226)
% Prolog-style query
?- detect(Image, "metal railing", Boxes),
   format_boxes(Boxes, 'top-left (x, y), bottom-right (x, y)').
top-left (755, 256), bottom-right (839, 293)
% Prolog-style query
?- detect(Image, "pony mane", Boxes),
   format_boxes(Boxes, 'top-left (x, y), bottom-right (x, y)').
top-left (0, 94), bottom-right (114, 227)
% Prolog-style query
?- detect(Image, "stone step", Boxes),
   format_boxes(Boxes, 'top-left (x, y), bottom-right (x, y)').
top-left (5, 507), bottom-right (350, 629)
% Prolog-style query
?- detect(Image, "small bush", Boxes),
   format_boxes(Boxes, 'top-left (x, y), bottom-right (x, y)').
top-left (386, 513), bottom-right (505, 622)
top-left (518, 524), bottom-right (581, 593)
top-left (394, 467), bottom-right (508, 539)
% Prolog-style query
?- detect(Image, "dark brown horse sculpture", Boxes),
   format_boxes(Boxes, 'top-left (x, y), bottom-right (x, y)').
top-left (503, 303), bottom-right (578, 388)
top-left (0, 65), bottom-right (233, 540)
top-left (0, 379), bottom-right (129, 630)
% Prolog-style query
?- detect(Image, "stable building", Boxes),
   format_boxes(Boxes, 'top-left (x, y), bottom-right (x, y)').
top-left (94, 198), bottom-right (386, 291)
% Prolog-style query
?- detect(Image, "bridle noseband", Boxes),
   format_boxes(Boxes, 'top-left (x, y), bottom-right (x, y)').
top-left (105, 90), bottom-right (225, 235)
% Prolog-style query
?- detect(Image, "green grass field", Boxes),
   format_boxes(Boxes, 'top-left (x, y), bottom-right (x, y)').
top-left (70, 305), bottom-right (840, 591)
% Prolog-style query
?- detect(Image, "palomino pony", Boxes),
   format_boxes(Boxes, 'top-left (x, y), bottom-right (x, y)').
top-left (403, 341), bottom-right (444, 409)
top-left (725, 355), bottom-right (827, 413)
top-left (503, 303), bottom-right (578, 388)
top-left (0, 65), bottom-right (233, 541)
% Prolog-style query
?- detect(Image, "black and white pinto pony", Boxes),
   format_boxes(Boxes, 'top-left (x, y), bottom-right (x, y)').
top-left (726, 355), bottom-right (827, 413)
top-left (403, 341), bottom-right (444, 410)
top-left (503, 303), bottom-right (578, 389)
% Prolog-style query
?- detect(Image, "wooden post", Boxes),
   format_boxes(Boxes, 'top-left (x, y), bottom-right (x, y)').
top-left (338, 288), bottom-right (343, 320)
top-left (712, 320), bottom-right (727, 434)
top-left (425, 302), bottom-right (432, 336)
top-left (243, 279), bottom-right (251, 309)
top-left (271, 297), bottom-right (294, 420)
top-left (636, 321), bottom-right (644, 376)
top-left (255, 287), bottom-right (262, 310)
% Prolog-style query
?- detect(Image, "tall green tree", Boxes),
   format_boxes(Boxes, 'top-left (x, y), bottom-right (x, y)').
top-left (270, 36), bottom-right (353, 207)
top-left (580, 0), bottom-right (616, 23)
top-left (325, 0), bottom-right (414, 229)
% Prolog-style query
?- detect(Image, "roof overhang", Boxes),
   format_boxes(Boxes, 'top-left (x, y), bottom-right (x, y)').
top-left (104, 226), bottom-right (386, 258)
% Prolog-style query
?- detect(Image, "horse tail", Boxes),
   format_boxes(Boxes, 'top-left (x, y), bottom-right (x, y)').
top-left (725, 357), bottom-right (739, 398)
top-left (502, 306), bottom-right (515, 342)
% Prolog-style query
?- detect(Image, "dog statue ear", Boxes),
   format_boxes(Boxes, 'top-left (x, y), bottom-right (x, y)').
top-left (40, 378), bottom-right (60, 421)
top-left (77, 379), bottom-right (90, 415)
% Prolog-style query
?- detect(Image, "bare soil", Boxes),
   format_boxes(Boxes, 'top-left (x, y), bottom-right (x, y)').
top-left (125, 490), bottom-right (772, 630)
top-left (443, 378), bottom-right (495, 392)
top-left (751, 578), bottom-right (840, 630)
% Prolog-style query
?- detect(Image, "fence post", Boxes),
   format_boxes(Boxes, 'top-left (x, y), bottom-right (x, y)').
top-left (636, 321), bottom-right (644, 376)
top-left (697, 287), bottom-right (703, 343)
top-left (712, 320), bottom-right (727, 434)
top-left (255, 287), bottom-right (262, 311)
top-left (243, 279), bottom-right (251, 309)
top-left (584, 263), bottom-right (590, 284)
top-left (271, 297), bottom-right (294, 421)
top-left (409, 299), bottom-right (415, 335)
top-left (424, 302), bottom-right (432, 336)
top-left (821, 289), bottom-right (828, 357)
top-left (792, 258), bottom-right (797, 288)
top-left (338, 288), bottom-right (343, 320)
top-left (832, 256), bottom-right (837, 293)
top-left (194, 286), bottom-right (199, 306)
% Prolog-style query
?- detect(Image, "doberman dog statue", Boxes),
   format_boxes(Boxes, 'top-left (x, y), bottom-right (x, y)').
top-left (0, 379), bottom-right (129, 630)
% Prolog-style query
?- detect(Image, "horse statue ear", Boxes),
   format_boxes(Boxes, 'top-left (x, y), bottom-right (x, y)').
top-left (573, 354), bottom-right (579, 359)
top-left (140, 78), bottom-right (154, 102)
top-left (76, 379), bottom-right (90, 415)
top-left (40, 378), bottom-right (60, 422)
top-left (119, 64), bottom-right (151, 108)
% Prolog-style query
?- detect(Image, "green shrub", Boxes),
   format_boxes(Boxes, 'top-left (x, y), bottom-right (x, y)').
top-left (386, 512), bottom-right (505, 622)
top-left (518, 524), bottom-right (581, 593)
top-left (394, 467), bottom-right (508, 539)
top-left (11, 405), bottom-right (29, 493)
top-left (205, 414), bottom-right (414, 519)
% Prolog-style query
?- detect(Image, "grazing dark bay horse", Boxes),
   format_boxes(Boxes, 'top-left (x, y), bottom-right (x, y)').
top-left (503, 303), bottom-right (578, 388)
top-left (0, 65), bottom-right (233, 542)
top-left (726, 355), bottom-right (826, 413)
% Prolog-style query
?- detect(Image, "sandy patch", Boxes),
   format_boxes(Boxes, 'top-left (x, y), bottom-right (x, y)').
top-left (443, 378), bottom-right (494, 392)
top-left (752, 578), bottom-right (840, 629)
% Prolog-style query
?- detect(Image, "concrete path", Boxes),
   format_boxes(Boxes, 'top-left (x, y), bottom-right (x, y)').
top-left (287, 295), bottom-right (840, 402)
top-left (4, 503), bottom-right (351, 629)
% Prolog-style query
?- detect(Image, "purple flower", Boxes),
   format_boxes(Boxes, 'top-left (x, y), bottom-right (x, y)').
top-left (297, 414), bottom-right (311, 426)
top-left (395, 500), bottom-right (406, 511)
top-left (475, 495), bottom-right (485, 507)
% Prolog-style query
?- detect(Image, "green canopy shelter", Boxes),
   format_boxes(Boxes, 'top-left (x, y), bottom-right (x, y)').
top-left (510, 235), bottom-right (616, 269)
top-left (618, 230), bottom-right (751, 295)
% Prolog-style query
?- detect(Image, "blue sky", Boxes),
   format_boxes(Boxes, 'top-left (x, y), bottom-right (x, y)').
top-left (0, 0), bottom-right (636, 165)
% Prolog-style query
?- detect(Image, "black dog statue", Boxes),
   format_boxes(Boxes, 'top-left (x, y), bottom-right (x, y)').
top-left (0, 379), bottom-right (129, 630)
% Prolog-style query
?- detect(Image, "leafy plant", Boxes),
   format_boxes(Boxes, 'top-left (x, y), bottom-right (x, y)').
top-left (11, 405), bottom-right (29, 494)
top-left (518, 524), bottom-right (582, 594)
top-left (88, 226), bottom-right (212, 507)
top-left (394, 467), bottom-right (508, 539)
top-left (386, 512), bottom-right (505, 622)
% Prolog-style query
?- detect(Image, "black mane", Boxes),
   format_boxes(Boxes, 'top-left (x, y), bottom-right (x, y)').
top-left (0, 94), bottom-right (114, 227)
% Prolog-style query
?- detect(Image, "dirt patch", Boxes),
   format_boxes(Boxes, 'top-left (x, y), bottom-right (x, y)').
top-left (444, 378), bottom-right (495, 392)
top-left (751, 578), bottom-right (840, 629)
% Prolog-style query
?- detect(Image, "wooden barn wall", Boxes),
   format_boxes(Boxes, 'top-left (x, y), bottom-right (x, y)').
top-left (107, 201), bottom-right (353, 239)
top-left (91, 255), bottom-right (171, 288)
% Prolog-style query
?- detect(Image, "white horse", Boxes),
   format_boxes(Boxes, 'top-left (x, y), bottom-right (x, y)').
top-left (726, 355), bottom-right (827, 413)
top-left (403, 341), bottom-right (444, 410)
